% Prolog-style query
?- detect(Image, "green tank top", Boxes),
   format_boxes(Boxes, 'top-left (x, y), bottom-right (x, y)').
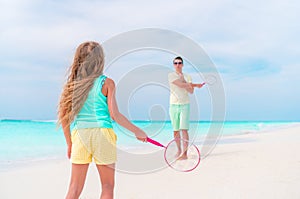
top-left (74, 75), bottom-right (113, 129)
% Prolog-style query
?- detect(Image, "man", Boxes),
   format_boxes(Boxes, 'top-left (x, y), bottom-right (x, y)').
top-left (168, 56), bottom-right (205, 159)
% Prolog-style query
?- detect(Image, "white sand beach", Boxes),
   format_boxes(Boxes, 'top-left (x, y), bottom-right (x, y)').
top-left (1, 125), bottom-right (300, 199)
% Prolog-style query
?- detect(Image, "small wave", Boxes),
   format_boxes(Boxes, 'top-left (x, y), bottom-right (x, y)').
top-left (0, 119), bottom-right (31, 122)
top-left (0, 119), bottom-right (57, 123)
top-left (31, 119), bottom-right (57, 123)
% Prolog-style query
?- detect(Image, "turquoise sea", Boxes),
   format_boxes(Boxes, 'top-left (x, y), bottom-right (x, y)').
top-left (0, 119), bottom-right (299, 171)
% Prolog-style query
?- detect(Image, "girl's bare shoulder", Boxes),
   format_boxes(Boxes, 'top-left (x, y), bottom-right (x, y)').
top-left (105, 77), bottom-right (115, 88)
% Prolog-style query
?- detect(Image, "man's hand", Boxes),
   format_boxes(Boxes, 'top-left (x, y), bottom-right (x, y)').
top-left (192, 83), bottom-right (206, 88)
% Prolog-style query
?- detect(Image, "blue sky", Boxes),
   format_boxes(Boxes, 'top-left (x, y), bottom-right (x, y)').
top-left (0, 0), bottom-right (299, 121)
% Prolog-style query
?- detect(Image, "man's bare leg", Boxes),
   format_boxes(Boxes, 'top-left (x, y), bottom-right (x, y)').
top-left (173, 131), bottom-right (181, 157)
top-left (178, 130), bottom-right (189, 160)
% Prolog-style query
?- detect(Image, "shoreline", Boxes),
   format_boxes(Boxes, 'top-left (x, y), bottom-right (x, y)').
top-left (1, 125), bottom-right (300, 198)
top-left (1, 122), bottom-right (299, 173)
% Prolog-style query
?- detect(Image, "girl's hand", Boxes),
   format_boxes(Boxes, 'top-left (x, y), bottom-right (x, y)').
top-left (135, 131), bottom-right (148, 142)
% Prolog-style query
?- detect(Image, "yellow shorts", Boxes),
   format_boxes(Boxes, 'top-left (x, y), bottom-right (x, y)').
top-left (71, 128), bottom-right (117, 165)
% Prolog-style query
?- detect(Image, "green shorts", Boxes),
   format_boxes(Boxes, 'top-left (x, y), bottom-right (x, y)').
top-left (169, 104), bottom-right (190, 131)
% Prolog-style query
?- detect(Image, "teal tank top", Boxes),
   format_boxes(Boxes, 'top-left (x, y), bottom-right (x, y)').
top-left (74, 75), bottom-right (113, 129)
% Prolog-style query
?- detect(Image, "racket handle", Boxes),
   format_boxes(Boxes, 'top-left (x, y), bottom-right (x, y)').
top-left (147, 137), bottom-right (166, 148)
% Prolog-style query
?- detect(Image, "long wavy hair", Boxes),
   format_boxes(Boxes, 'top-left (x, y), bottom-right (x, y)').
top-left (58, 41), bottom-right (105, 127)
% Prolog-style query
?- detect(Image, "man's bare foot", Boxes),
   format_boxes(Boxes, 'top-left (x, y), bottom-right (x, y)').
top-left (178, 154), bottom-right (188, 160)
top-left (175, 150), bottom-right (182, 158)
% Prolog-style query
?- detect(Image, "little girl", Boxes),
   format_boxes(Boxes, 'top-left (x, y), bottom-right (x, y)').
top-left (58, 41), bottom-right (148, 199)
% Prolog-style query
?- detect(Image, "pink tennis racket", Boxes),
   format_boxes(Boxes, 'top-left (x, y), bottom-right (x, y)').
top-left (147, 137), bottom-right (201, 172)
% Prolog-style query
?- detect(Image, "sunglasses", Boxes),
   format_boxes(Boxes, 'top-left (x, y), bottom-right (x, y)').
top-left (173, 62), bottom-right (182, 65)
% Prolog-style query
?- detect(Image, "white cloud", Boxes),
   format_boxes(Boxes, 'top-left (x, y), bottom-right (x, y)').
top-left (0, 0), bottom-right (299, 120)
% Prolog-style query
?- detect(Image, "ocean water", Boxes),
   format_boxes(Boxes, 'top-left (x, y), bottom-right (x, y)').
top-left (0, 119), bottom-right (299, 170)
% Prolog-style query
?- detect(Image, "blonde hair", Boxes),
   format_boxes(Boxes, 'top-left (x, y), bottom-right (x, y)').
top-left (58, 41), bottom-right (105, 127)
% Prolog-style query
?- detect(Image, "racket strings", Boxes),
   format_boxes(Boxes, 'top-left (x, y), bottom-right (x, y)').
top-left (164, 139), bottom-right (200, 172)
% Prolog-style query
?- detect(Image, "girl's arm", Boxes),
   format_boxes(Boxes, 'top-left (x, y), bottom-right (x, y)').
top-left (60, 110), bottom-right (72, 159)
top-left (105, 78), bottom-right (148, 142)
